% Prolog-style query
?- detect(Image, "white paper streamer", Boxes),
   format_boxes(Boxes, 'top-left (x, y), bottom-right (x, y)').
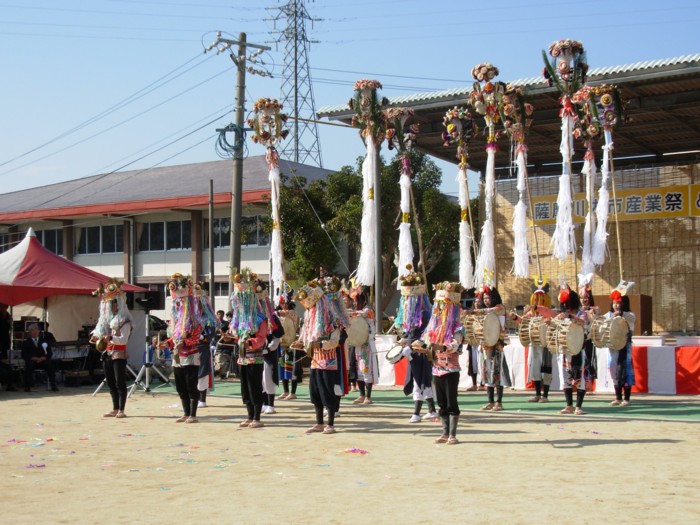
top-left (512, 148), bottom-right (530, 278)
top-left (593, 129), bottom-right (613, 265)
top-left (268, 164), bottom-right (284, 300)
top-left (396, 172), bottom-right (413, 287)
top-left (356, 136), bottom-right (377, 285)
top-left (581, 152), bottom-right (597, 279)
top-left (459, 221), bottom-right (473, 289)
top-left (512, 200), bottom-right (529, 277)
top-left (456, 166), bottom-right (473, 288)
top-left (550, 116), bottom-right (576, 261)
top-left (474, 146), bottom-right (496, 287)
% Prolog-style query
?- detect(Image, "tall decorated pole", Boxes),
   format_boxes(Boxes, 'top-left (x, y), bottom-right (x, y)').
top-left (248, 98), bottom-right (290, 303)
top-left (571, 84), bottom-right (601, 285)
top-left (499, 85), bottom-right (537, 279)
top-left (542, 39), bottom-right (589, 264)
top-left (348, 80), bottom-right (388, 287)
top-left (469, 63), bottom-right (504, 289)
top-left (384, 108), bottom-right (421, 286)
top-left (589, 84), bottom-right (628, 280)
top-left (441, 107), bottom-right (478, 289)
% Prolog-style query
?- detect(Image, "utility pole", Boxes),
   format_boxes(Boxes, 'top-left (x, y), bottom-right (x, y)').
top-left (205, 32), bottom-right (271, 274)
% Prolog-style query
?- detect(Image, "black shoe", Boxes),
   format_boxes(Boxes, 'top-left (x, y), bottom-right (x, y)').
top-left (5, 385), bottom-right (17, 392)
top-left (51, 386), bottom-right (59, 392)
top-left (24, 387), bottom-right (31, 392)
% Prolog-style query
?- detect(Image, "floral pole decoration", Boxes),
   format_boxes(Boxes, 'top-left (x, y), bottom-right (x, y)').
top-left (385, 107), bottom-right (420, 287)
top-left (500, 85), bottom-right (537, 279)
top-left (469, 63), bottom-right (504, 289)
top-left (542, 39), bottom-right (588, 263)
top-left (442, 106), bottom-right (478, 289)
top-left (582, 85), bottom-right (628, 278)
top-left (248, 97), bottom-right (290, 302)
top-left (348, 80), bottom-right (388, 286)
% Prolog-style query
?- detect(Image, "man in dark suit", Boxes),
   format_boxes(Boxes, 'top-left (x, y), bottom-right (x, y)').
top-left (21, 323), bottom-right (58, 392)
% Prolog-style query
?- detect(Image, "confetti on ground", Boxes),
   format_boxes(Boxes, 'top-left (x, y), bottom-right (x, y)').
top-left (26, 464), bottom-right (46, 468)
top-left (355, 481), bottom-right (368, 487)
top-left (160, 487), bottom-right (171, 491)
top-left (342, 448), bottom-right (369, 455)
top-left (316, 464), bottom-right (330, 467)
top-left (589, 430), bottom-right (602, 435)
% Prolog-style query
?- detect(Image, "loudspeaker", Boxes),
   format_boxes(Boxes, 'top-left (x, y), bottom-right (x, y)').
top-left (134, 291), bottom-right (165, 311)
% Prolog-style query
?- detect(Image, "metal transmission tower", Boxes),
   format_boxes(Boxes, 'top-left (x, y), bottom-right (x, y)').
top-left (268, 0), bottom-right (323, 167)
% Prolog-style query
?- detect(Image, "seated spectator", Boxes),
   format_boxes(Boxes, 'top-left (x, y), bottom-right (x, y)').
top-left (21, 323), bottom-right (58, 392)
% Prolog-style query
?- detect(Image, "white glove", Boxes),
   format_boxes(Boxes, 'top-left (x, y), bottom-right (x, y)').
top-left (401, 346), bottom-right (412, 358)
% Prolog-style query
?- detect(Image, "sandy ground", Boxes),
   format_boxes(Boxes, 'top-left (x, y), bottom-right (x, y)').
top-left (1, 388), bottom-right (698, 525)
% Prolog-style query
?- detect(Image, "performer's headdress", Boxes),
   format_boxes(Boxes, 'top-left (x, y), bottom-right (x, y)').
top-left (394, 265), bottom-right (430, 333)
top-left (228, 270), bottom-right (258, 338)
top-left (167, 274), bottom-right (196, 339)
top-left (558, 284), bottom-right (581, 311)
top-left (609, 280), bottom-right (634, 302)
top-left (530, 278), bottom-right (552, 308)
top-left (296, 280), bottom-right (335, 345)
top-left (423, 281), bottom-right (463, 346)
top-left (320, 273), bottom-right (350, 328)
top-left (193, 282), bottom-right (219, 328)
top-left (91, 277), bottom-right (131, 339)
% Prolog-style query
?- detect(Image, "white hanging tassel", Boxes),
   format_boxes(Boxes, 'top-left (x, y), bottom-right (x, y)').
top-left (550, 115), bottom-right (576, 261)
top-left (268, 161), bottom-right (284, 302)
top-left (459, 221), bottom-right (473, 289)
top-left (473, 146), bottom-right (496, 287)
top-left (356, 136), bottom-right (377, 285)
top-left (512, 147), bottom-right (530, 278)
top-left (581, 147), bottom-right (597, 278)
top-left (396, 172), bottom-right (414, 288)
top-left (593, 129), bottom-right (613, 265)
top-left (512, 200), bottom-right (529, 278)
top-left (474, 219), bottom-right (495, 289)
top-left (456, 166), bottom-right (473, 288)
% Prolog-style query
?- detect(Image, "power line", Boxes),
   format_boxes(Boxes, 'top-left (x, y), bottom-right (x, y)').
top-left (0, 67), bottom-right (232, 177)
top-left (0, 52), bottom-right (211, 169)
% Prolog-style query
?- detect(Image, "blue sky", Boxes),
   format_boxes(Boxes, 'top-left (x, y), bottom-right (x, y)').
top-left (1, 0), bottom-right (698, 200)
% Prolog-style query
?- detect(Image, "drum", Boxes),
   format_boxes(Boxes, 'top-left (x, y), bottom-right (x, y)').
top-left (518, 315), bottom-right (548, 347)
top-left (385, 344), bottom-right (405, 364)
top-left (346, 316), bottom-right (370, 346)
top-left (546, 320), bottom-right (584, 355)
top-left (280, 316), bottom-right (297, 347)
top-left (464, 312), bottom-right (501, 347)
top-left (591, 316), bottom-right (629, 350)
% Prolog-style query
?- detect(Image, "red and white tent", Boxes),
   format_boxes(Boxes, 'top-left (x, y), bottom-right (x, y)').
top-left (0, 228), bottom-right (144, 306)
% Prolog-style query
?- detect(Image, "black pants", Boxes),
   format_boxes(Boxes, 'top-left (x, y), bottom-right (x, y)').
top-left (240, 363), bottom-right (264, 421)
top-left (433, 372), bottom-right (460, 416)
top-left (174, 365), bottom-right (199, 416)
top-left (103, 356), bottom-right (127, 411)
top-left (309, 369), bottom-right (340, 412)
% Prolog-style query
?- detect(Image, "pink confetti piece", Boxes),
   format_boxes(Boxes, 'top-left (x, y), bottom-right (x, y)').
top-left (342, 448), bottom-right (370, 455)
top-left (26, 463), bottom-right (46, 468)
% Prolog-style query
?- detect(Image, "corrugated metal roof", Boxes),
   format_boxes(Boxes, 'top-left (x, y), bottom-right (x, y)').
top-left (318, 54), bottom-right (700, 116)
top-left (0, 156), bottom-right (332, 214)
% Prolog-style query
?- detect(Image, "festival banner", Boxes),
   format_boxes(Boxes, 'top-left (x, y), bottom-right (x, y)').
top-left (531, 184), bottom-right (692, 224)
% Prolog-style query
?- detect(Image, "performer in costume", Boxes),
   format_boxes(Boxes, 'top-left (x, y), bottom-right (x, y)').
top-left (342, 292), bottom-right (359, 393)
top-left (414, 281), bottom-right (464, 444)
top-left (394, 266), bottom-right (437, 423)
top-left (578, 284), bottom-right (599, 393)
top-left (277, 292), bottom-right (301, 400)
top-left (510, 282), bottom-right (555, 403)
top-left (348, 285), bottom-right (378, 405)
top-left (553, 287), bottom-right (589, 415)
top-left (294, 279), bottom-right (348, 435)
top-left (229, 272), bottom-right (272, 428)
top-left (607, 283), bottom-right (636, 406)
top-left (91, 279), bottom-right (133, 419)
top-left (475, 285), bottom-right (510, 411)
top-left (163, 275), bottom-right (202, 423)
top-left (321, 273), bottom-right (350, 417)
top-left (262, 309), bottom-right (283, 414)
top-left (193, 283), bottom-right (219, 409)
